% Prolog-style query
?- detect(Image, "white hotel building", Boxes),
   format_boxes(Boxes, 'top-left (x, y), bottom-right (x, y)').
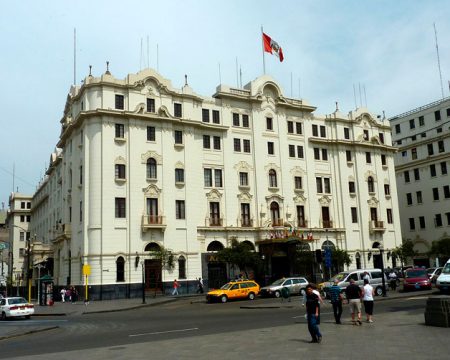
top-left (30, 68), bottom-right (402, 299)
top-left (390, 98), bottom-right (450, 267)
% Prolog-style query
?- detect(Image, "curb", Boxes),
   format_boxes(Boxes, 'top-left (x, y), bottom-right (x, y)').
top-left (81, 298), bottom-right (177, 315)
top-left (0, 326), bottom-right (59, 341)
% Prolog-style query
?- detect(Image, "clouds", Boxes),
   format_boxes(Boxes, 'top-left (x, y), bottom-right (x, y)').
top-left (1, 0), bottom-right (450, 202)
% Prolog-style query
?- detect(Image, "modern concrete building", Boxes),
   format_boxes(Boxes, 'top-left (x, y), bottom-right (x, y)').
top-left (390, 97), bottom-right (450, 267)
top-left (29, 68), bottom-right (402, 299)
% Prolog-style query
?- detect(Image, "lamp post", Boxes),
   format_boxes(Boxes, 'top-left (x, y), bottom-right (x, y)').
top-left (141, 261), bottom-right (146, 304)
top-left (379, 245), bottom-right (387, 297)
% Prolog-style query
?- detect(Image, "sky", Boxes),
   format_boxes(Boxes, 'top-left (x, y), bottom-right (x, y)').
top-left (1, 0), bottom-right (450, 207)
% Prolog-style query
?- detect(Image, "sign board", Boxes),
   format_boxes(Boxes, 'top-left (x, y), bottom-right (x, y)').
top-left (82, 264), bottom-right (91, 276)
top-left (371, 249), bottom-right (381, 255)
top-left (0, 242), bottom-right (7, 250)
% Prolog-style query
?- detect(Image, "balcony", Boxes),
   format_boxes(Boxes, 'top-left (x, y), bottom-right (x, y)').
top-left (141, 215), bottom-right (167, 232)
top-left (55, 223), bottom-right (72, 238)
top-left (322, 220), bottom-right (333, 228)
top-left (272, 218), bottom-right (284, 227)
top-left (369, 220), bottom-right (385, 233)
top-left (240, 217), bottom-right (254, 227)
top-left (208, 217), bottom-right (223, 227)
top-left (297, 220), bottom-right (308, 228)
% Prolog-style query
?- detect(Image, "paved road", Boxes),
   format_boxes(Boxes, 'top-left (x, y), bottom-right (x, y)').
top-left (1, 294), bottom-right (449, 359)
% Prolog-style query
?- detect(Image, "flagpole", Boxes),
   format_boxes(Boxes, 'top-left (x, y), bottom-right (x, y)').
top-left (261, 26), bottom-right (266, 75)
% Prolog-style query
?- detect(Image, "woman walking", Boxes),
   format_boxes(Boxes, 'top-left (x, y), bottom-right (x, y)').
top-left (362, 279), bottom-right (375, 323)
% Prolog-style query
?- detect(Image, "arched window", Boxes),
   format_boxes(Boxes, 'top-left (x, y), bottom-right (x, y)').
top-left (269, 169), bottom-right (277, 188)
top-left (178, 256), bottom-right (186, 279)
top-left (368, 176), bottom-right (374, 193)
top-left (270, 201), bottom-right (280, 225)
top-left (116, 256), bottom-right (125, 282)
top-left (147, 158), bottom-right (157, 179)
top-left (321, 240), bottom-right (335, 251)
top-left (207, 241), bottom-right (224, 252)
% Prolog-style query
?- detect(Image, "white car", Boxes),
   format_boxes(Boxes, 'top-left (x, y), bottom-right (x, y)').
top-left (0, 297), bottom-right (35, 320)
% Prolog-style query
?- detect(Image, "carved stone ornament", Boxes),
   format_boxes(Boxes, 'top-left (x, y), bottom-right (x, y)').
top-left (293, 194), bottom-right (307, 204)
top-left (365, 170), bottom-right (377, 182)
top-left (264, 162), bottom-right (281, 172)
top-left (265, 194), bottom-right (284, 202)
top-left (318, 195), bottom-right (332, 205)
top-left (354, 112), bottom-right (379, 127)
top-left (174, 161), bottom-right (184, 169)
top-left (115, 156), bottom-right (126, 165)
top-left (158, 105), bottom-right (171, 118)
top-left (133, 102), bottom-right (145, 114)
top-left (234, 161), bottom-right (253, 172)
top-left (367, 196), bottom-right (379, 207)
top-left (237, 191), bottom-right (252, 202)
top-left (206, 189), bottom-right (223, 201)
top-left (290, 166), bottom-right (305, 176)
top-left (141, 150), bottom-right (162, 164)
top-left (142, 184), bottom-right (161, 196)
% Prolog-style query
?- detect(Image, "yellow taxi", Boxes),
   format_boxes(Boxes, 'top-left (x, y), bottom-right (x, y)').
top-left (206, 280), bottom-right (260, 303)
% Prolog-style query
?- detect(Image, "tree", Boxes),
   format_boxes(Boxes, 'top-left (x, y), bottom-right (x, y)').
top-left (429, 237), bottom-right (450, 259)
top-left (332, 248), bottom-right (352, 270)
top-left (147, 246), bottom-right (175, 296)
top-left (216, 239), bottom-right (261, 279)
top-left (392, 240), bottom-right (417, 267)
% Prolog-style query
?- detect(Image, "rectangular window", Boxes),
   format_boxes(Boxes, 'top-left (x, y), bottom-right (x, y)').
top-left (146, 126), bottom-right (155, 142)
top-left (316, 177), bottom-right (323, 193)
top-left (444, 185), bottom-right (450, 199)
top-left (27, 202), bottom-right (31, 209)
top-left (428, 143), bottom-right (434, 156)
top-left (115, 198), bottom-right (126, 218)
top-left (294, 176), bottom-right (302, 190)
top-left (115, 94), bottom-right (124, 110)
top-left (430, 164), bottom-right (436, 177)
top-left (174, 103), bottom-right (182, 117)
top-left (322, 149), bottom-right (328, 161)
top-left (363, 130), bottom-right (369, 140)
top-left (20, 232), bottom-right (25, 241)
top-left (267, 142), bottom-right (274, 155)
top-left (115, 124), bottom-right (124, 138)
top-left (416, 191), bottom-right (422, 204)
top-left (406, 193), bottom-right (413, 205)
top-left (202, 109), bottom-right (210, 122)
top-left (446, 212), bottom-right (450, 226)
top-left (411, 148), bottom-right (417, 160)
top-left (435, 214), bottom-right (442, 227)
top-left (366, 152), bottom-right (371, 164)
top-left (287, 121), bottom-right (294, 133)
top-left (212, 110), bottom-right (220, 124)
top-left (239, 172), bottom-right (248, 186)
top-left (433, 187), bottom-right (439, 201)
top-left (379, 133), bottom-right (384, 144)
top-left (324, 178), bottom-right (331, 194)
top-left (438, 140), bottom-right (445, 153)
top-left (115, 164), bottom-right (126, 179)
top-left (214, 169), bottom-right (223, 187)
top-left (312, 124), bottom-right (318, 137)
top-left (351, 207), bottom-right (358, 223)
top-left (435, 110), bottom-right (441, 121)
top-left (409, 218), bottom-right (415, 230)
top-left (174, 130), bottom-right (183, 144)
top-left (381, 154), bottom-right (387, 166)
top-left (241, 203), bottom-right (251, 226)
top-left (441, 161), bottom-right (448, 175)
top-left (175, 200), bottom-right (185, 219)
top-left (411, 135), bottom-right (417, 141)
top-left (147, 98), bottom-right (155, 113)
top-left (346, 150), bottom-right (352, 162)
top-left (404, 170), bottom-right (410, 183)
top-left (204, 169), bottom-right (212, 187)
top-left (414, 168), bottom-right (420, 181)
top-left (409, 119), bottom-right (415, 129)
top-left (203, 135), bottom-right (211, 149)
top-left (419, 216), bottom-right (426, 229)
top-left (387, 209), bottom-right (393, 224)
top-left (234, 138), bottom-right (241, 152)
top-left (297, 146), bottom-right (304, 158)
top-left (421, 133), bottom-right (426, 138)
top-left (243, 139), bottom-right (251, 153)
top-left (296, 122), bottom-right (302, 134)
top-left (213, 136), bottom-right (221, 150)
top-left (69, 206), bottom-right (72, 222)
top-left (21, 201), bottom-right (25, 209)
top-left (344, 127), bottom-right (350, 139)
top-left (384, 184), bottom-right (390, 196)
top-left (26, 215), bottom-right (30, 223)
top-left (314, 148), bottom-right (320, 160)
top-left (289, 145), bottom-right (295, 157)
top-left (242, 114), bottom-right (249, 128)
top-left (437, 127), bottom-right (442, 134)
top-left (232, 113), bottom-right (240, 126)
top-left (210, 202), bottom-right (220, 225)
top-left (266, 117), bottom-right (273, 130)
top-left (395, 124), bottom-right (401, 134)
top-left (297, 205), bottom-right (306, 227)
top-left (175, 168), bottom-right (185, 183)
top-left (419, 116), bottom-right (424, 126)
top-left (447, 108), bottom-right (450, 117)
top-left (20, 215), bottom-right (24, 222)
top-left (349, 181), bottom-right (355, 193)
top-left (320, 125), bottom-right (326, 138)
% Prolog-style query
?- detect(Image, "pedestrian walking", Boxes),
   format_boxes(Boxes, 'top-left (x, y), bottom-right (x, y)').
top-left (362, 279), bottom-right (375, 323)
top-left (328, 279), bottom-right (343, 324)
top-left (304, 285), bottom-right (322, 343)
top-left (345, 278), bottom-right (362, 325)
top-left (388, 270), bottom-right (398, 291)
top-left (363, 271), bottom-right (370, 283)
top-left (172, 279), bottom-right (180, 296)
top-left (196, 278), bottom-right (204, 294)
top-left (65, 288), bottom-right (72, 303)
top-left (60, 287), bottom-right (66, 303)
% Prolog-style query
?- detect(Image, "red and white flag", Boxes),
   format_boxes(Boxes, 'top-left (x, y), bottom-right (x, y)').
top-left (263, 32), bottom-right (284, 62)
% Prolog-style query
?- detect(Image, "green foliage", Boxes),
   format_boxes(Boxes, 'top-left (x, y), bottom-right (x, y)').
top-left (216, 239), bottom-right (261, 277)
top-left (392, 240), bottom-right (417, 265)
top-left (148, 246), bottom-right (175, 271)
top-left (332, 248), bottom-right (352, 267)
top-left (429, 237), bottom-right (450, 258)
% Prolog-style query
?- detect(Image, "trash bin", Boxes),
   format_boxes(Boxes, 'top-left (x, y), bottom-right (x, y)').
top-left (39, 275), bottom-right (54, 306)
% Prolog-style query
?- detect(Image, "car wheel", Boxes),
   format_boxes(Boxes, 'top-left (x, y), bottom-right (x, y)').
top-left (375, 286), bottom-right (383, 296)
top-left (274, 291), bottom-right (281, 298)
top-left (1, 312), bottom-right (6, 321)
top-left (220, 295), bottom-right (228, 303)
top-left (299, 288), bottom-right (306, 296)
top-left (248, 292), bottom-right (255, 300)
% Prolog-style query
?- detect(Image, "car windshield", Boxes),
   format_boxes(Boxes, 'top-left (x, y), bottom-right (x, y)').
top-left (220, 283), bottom-right (232, 290)
top-left (443, 263), bottom-right (450, 275)
top-left (427, 268), bottom-right (435, 275)
top-left (8, 298), bottom-right (28, 305)
top-left (331, 272), bottom-right (348, 282)
top-left (271, 279), bottom-right (285, 286)
top-left (405, 270), bottom-right (427, 278)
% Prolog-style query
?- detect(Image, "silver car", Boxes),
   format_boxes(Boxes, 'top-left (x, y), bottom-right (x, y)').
top-left (260, 277), bottom-right (309, 298)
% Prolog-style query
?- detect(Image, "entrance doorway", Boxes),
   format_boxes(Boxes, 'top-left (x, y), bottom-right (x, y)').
top-left (207, 262), bottom-right (227, 290)
top-left (144, 259), bottom-right (162, 292)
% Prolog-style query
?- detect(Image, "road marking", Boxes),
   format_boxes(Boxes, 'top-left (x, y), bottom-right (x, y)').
top-left (129, 327), bottom-right (199, 337)
top-left (405, 296), bottom-right (429, 300)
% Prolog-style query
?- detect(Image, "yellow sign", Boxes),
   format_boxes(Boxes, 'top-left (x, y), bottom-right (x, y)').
top-left (82, 264), bottom-right (91, 276)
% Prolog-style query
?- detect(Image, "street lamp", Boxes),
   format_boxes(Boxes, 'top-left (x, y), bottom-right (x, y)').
top-left (379, 245), bottom-right (387, 297)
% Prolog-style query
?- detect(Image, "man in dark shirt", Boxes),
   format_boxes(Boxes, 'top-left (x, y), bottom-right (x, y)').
top-left (305, 285), bottom-right (322, 343)
top-left (328, 278), bottom-right (343, 324)
top-left (345, 278), bottom-right (362, 325)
